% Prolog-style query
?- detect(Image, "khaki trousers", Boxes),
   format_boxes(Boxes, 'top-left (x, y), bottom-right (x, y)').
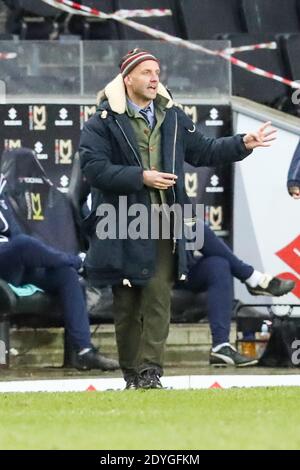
top-left (113, 239), bottom-right (174, 378)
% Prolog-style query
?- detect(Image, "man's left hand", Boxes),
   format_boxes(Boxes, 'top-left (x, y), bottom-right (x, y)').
top-left (243, 121), bottom-right (277, 150)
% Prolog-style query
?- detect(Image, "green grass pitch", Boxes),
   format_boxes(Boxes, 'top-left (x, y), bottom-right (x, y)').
top-left (0, 388), bottom-right (299, 450)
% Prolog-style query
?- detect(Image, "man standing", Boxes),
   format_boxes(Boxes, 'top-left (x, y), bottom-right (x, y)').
top-left (79, 48), bottom-right (276, 389)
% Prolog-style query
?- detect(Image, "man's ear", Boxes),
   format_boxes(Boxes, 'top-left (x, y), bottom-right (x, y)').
top-left (124, 75), bottom-right (131, 86)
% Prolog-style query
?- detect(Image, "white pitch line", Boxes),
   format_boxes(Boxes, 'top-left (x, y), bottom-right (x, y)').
top-left (1, 374), bottom-right (300, 392)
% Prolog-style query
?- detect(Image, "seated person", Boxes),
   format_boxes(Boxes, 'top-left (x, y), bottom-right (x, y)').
top-left (185, 222), bottom-right (295, 367)
top-left (0, 191), bottom-right (119, 371)
top-left (287, 140), bottom-right (300, 199)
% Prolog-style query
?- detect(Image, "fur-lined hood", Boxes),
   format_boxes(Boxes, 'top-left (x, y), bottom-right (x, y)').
top-left (96, 73), bottom-right (173, 114)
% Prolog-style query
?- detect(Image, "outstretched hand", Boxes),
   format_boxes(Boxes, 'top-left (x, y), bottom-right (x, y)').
top-left (289, 186), bottom-right (300, 199)
top-left (243, 121), bottom-right (277, 150)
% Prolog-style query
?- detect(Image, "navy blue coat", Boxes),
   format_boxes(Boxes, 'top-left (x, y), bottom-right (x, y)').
top-left (287, 140), bottom-right (300, 192)
top-left (79, 101), bottom-right (251, 287)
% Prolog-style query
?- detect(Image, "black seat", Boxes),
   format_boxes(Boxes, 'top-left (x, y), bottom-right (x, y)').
top-left (1, 147), bottom-right (80, 254)
top-left (0, 148), bottom-right (119, 367)
top-left (0, 279), bottom-right (62, 367)
top-left (242, 0), bottom-right (300, 34)
top-left (115, 0), bottom-right (179, 40)
top-left (178, 0), bottom-right (245, 40)
top-left (282, 34), bottom-right (300, 81)
top-left (0, 148), bottom-right (81, 367)
top-left (10, 0), bottom-right (59, 16)
top-left (20, 17), bottom-right (60, 40)
top-left (171, 288), bottom-right (208, 323)
top-left (223, 34), bottom-right (290, 108)
top-left (68, 1), bottom-right (118, 39)
top-left (4, 0), bottom-right (65, 39)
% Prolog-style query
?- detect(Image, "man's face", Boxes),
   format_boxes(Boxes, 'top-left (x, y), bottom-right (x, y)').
top-left (124, 60), bottom-right (160, 104)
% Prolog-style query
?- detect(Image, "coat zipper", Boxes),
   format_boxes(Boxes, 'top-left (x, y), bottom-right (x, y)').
top-left (115, 119), bottom-right (142, 168)
top-left (172, 112), bottom-right (178, 255)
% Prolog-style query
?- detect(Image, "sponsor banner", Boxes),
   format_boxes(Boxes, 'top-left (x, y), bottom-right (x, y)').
top-left (183, 104), bottom-right (233, 239)
top-left (0, 103), bottom-right (232, 236)
top-left (0, 104), bottom-right (80, 192)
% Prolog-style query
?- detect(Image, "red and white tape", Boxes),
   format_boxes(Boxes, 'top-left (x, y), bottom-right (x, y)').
top-left (41, 0), bottom-right (300, 90)
top-left (221, 42), bottom-right (277, 54)
top-left (41, 0), bottom-right (171, 18)
top-left (0, 52), bottom-right (17, 60)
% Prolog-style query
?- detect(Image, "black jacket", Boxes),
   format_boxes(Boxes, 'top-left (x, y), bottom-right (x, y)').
top-left (79, 78), bottom-right (251, 286)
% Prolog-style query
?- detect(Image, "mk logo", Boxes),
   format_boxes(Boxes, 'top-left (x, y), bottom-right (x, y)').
top-left (80, 105), bottom-right (96, 129)
top-left (177, 104), bottom-right (198, 124)
top-left (185, 172), bottom-right (198, 198)
top-left (208, 206), bottom-right (222, 231)
top-left (4, 139), bottom-right (21, 149)
top-left (55, 139), bottom-right (72, 164)
top-left (83, 105), bottom-right (96, 121)
top-left (30, 105), bottom-right (47, 130)
top-left (31, 193), bottom-right (44, 221)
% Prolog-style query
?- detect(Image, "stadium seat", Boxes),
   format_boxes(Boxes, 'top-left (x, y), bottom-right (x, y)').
top-left (178, 0), bottom-right (245, 40)
top-left (0, 148), bottom-right (79, 368)
top-left (242, 0), bottom-right (300, 34)
top-left (0, 147), bottom-right (116, 368)
top-left (1, 147), bottom-right (81, 254)
top-left (68, 1), bottom-right (119, 40)
top-left (4, 0), bottom-right (65, 39)
top-left (171, 288), bottom-right (208, 323)
top-left (8, 0), bottom-right (59, 16)
top-left (0, 278), bottom-right (64, 368)
top-left (20, 17), bottom-right (60, 40)
top-left (223, 34), bottom-right (290, 108)
top-left (282, 34), bottom-right (300, 82)
top-left (115, 0), bottom-right (180, 40)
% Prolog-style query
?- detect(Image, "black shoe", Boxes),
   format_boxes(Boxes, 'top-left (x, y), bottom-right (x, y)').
top-left (246, 275), bottom-right (295, 297)
top-left (209, 345), bottom-right (258, 368)
top-left (73, 348), bottom-right (119, 371)
top-left (138, 369), bottom-right (163, 389)
top-left (124, 375), bottom-right (139, 390)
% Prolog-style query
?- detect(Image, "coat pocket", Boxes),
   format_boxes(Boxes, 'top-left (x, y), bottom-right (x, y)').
top-left (85, 234), bottom-right (124, 275)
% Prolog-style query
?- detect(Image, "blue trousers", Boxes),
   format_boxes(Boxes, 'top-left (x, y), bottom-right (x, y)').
top-left (186, 225), bottom-right (254, 347)
top-left (0, 235), bottom-right (91, 350)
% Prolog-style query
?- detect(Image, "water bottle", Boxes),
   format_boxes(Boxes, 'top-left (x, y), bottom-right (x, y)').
top-left (257, 321), bottom-right (271, 358)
